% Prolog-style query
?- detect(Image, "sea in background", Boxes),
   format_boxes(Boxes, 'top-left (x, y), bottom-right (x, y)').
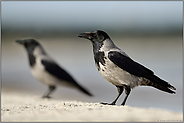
top-left (1, 1), bottom-right (183, 113)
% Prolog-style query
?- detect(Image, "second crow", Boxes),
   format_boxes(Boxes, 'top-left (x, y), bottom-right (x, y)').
top-left (16, 39), bottom-right (92, 98)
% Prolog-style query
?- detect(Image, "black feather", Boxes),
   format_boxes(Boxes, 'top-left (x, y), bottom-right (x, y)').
top-left (41, 60), bottom-right (77, 83)
top-left (94, 51), bottom-right (106, 70)
top-left (41, 60), bottom-right (93, 96)
top-left (108, 51), bottom-right (176, 93)
top-left (108, 51), bottom-right (154, 77)
top-left (28, 54), bottom-right (36, 67)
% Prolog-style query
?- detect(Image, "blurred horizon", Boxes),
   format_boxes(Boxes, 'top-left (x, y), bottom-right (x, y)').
top-left (1, 1), bottom-right (183, 37)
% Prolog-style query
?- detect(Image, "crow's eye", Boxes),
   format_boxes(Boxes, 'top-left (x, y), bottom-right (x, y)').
top-left (91, 33), bottom-right (97, 37)
top-left (24, 43), bottom-right (28, 47)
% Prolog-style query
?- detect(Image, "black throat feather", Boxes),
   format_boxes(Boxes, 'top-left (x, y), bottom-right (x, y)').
top-left (28, 53), bottom-right (36, 67)
top-left (92, 42), bottom-right (106, 70)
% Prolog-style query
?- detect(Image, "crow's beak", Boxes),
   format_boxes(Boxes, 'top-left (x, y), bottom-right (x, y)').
top-left (77, 33), bottom-right (85, 38)
top-left (15, 40), bottom-right (25, 45)
top-left (78, 32), bottom-right (91, 40)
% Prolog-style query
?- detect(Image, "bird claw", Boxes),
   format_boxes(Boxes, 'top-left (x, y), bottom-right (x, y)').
top-left (100, 102), bottom-right (116, 105)
top-left (42, 96), bottom-right (51, 98)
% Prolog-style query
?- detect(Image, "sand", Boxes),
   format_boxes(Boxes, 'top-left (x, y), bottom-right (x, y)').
top-left (1, 89), bottom-right (183, 122)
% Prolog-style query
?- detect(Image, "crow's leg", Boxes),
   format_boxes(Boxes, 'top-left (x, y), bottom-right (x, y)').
top-left (121, 85), bottom-right (131, 106)
top-left (101, 86), bottom-right (124, 105)
top-left (42, 85), bottom-right (56, 98)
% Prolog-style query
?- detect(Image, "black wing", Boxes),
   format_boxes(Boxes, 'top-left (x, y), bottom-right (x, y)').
top-left (108, 51), bottom-right (154, 78)
top-left (41, 60), bottom-right (77, 83)
top-left (41, 60), bottom-right (93, 96)
top-left (108, 51), bottom-right (176, 92)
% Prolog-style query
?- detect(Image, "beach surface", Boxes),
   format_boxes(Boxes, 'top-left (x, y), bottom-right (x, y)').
top-left (1, 88), bottom-right (183, 122)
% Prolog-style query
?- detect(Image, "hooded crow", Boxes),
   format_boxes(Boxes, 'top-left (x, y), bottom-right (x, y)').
top-left (78, 30), bottom-right (176, 105)
top-left (15, 39), bottom-right (92, 98)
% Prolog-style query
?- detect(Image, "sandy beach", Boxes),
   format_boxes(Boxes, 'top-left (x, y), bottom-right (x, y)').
top-left (1, 88), bottom-right (182, 122)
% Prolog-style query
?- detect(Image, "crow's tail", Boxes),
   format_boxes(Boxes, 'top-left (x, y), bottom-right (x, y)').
top-left (148, 82), bottom-right (176, 94)
top-left (77, 84), bottom-right (93, 96)
top-left (147, 75), bottom-right (176, 94)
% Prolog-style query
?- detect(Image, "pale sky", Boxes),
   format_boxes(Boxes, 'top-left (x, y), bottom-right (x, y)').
top-left (1, 1), bottom-right (183, 31)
